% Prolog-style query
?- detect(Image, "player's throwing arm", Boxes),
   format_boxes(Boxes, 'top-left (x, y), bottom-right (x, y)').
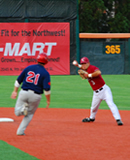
top-left (72, 60), bottom-right (92, 79)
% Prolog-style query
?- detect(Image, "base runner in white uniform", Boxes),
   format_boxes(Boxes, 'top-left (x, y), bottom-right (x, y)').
top-left (73, 57), bottom-right (123, 126)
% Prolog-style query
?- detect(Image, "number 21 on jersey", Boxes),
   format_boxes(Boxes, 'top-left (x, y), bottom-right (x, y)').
top-left (26, 71), bottom-right (40, 85)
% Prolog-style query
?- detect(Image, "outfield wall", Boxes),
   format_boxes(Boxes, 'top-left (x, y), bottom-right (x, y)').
top-left (0, 0), bottom-right (78, 75)
top-left (79, 33), bottom-right (130, 74)
top-left (0, 1), bottom-right (130, 75)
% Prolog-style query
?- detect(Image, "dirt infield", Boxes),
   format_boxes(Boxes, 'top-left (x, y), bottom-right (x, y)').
top-left (0, 108), bottom-right (130, 160)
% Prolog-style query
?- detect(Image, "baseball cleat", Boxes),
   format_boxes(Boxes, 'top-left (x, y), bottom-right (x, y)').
top-left (17, 133), bottom-right (25, 136)
top-left (116, 119), bottom-right (123, 126)
top-left (21, 103), bottom-right (28, 116)
top-left (82, 117), bottom-right (95, 122)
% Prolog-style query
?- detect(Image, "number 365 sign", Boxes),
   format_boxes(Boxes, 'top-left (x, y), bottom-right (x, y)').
top-left (103, 42), bottom-right (124, 55)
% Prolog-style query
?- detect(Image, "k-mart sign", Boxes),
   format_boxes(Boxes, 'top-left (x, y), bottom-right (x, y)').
top-left (0, 23), bottom-right (70, 75)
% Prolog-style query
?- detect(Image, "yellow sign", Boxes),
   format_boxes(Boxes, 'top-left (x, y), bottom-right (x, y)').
top-left (105, 45), bottom-right (121, 54)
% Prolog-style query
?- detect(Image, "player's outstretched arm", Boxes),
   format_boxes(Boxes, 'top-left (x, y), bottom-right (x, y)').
top-left (11, 80), bottom-right (20, 99)
top-left (11, 86), bottom-right (19, 99)
top-left (72, 60), bottom-right (82, 68)
top-left (91, 70), bottom-right (101, 77)
top-left (44, 90), bottom-right (51, 109)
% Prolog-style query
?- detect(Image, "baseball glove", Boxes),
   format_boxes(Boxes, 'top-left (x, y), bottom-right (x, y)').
top-left (78, 69), bottom-right (88, 80)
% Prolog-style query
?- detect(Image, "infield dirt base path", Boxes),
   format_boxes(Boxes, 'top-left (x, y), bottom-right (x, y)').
top-left (0, 108), bottom-right (130, 160)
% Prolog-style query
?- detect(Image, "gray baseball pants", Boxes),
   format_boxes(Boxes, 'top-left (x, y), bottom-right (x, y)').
top-left (15, 89), bottom-right (41, 135)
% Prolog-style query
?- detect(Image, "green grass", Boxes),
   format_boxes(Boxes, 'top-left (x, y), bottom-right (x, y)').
top-left (0, 74), bottom-right (129, 110)
top-left (0, 141), bottom-right (39, 160)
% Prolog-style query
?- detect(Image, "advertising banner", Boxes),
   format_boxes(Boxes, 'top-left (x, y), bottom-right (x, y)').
top-left (0, 23), bottom-right (70, 75)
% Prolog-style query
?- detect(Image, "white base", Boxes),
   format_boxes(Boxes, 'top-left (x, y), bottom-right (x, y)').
top-left (0, 118), bottom-right (14, 122)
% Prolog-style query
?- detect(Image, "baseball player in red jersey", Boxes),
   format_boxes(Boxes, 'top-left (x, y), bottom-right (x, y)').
top-left (73, 57), bottom-right (123, 125)
top-left (11, 53), bottom-right (51, 135)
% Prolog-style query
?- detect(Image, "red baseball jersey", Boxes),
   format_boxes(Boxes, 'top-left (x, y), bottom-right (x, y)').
top-left (86, 65), bottom-right (105, 91)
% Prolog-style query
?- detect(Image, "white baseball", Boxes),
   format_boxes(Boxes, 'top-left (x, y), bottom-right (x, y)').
top-left (72, 60), bottom-right (77, 65)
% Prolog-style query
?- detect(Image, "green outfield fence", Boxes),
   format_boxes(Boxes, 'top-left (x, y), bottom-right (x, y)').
top-left (0, 0), bottom-right (78, 75)
top-left (79, 33), bottom-right (130, 74)
top-left (0, 0), bottom-right (130, 75)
